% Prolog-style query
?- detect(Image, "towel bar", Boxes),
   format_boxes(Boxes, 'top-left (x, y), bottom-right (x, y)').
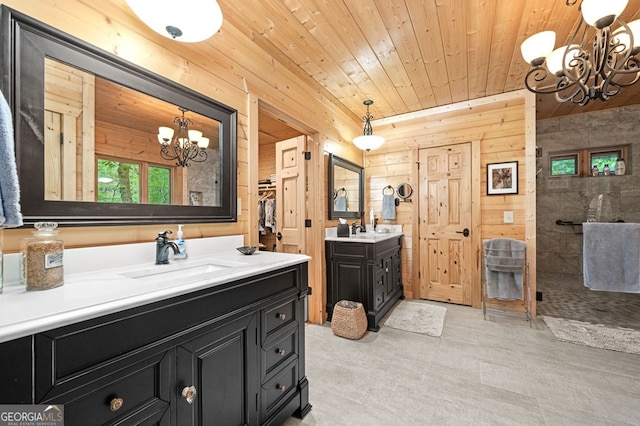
top-left (481, 238), bottom-right (531, 325)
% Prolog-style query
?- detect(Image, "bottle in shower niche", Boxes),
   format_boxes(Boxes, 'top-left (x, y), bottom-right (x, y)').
top-left (615, 158), bottom-right (626, 176)
top-left (603, 164), bottom-right (610, 176)
top-left (21, 222), bottom-right (64, 291)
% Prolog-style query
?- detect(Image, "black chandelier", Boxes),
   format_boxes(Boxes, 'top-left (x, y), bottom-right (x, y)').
top-left (352, 100), bottom-right (384, 151)
top-left (521, 0), bottom-right (640, 105)
top-left (157, 107), bottom-right (209, 167)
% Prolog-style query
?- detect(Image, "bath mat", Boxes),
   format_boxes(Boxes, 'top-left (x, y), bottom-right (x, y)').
top-left (543, 316), bottom-right (640, 356)
top-left (383, 301), bottom-right (447, 337)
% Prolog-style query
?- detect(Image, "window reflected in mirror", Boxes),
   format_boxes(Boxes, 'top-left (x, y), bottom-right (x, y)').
top-left (44, 58), bottom-right (221, 207)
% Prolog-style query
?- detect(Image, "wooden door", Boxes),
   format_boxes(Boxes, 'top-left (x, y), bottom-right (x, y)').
top-left (44, 59), bottom-right (95, 202)
top-left (419, 143), bottom-right (473, 305)
top-left (275, 136), bottom-right (306, 254)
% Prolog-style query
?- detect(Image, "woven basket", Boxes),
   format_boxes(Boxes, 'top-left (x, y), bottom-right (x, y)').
top-left (331, 300), bottom-right (367, 340)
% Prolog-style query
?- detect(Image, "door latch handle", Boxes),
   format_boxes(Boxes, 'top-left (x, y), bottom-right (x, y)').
top-left (276, 232), bottom-right (283, 241)
top-left (456, 228), bottom-right (470, 237)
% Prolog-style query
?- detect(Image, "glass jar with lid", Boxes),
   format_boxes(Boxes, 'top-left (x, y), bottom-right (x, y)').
top-left (21, 222), bottom-right (64, 290)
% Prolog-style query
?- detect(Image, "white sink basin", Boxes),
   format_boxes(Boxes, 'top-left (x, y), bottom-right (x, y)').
top-left (120, 258), bottom-right (249, 283)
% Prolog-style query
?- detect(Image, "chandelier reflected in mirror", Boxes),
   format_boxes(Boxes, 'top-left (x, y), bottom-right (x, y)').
top-left (157, 107), bottom-right (209, 167)
top-left (521, 0), bottom-right (640, 105)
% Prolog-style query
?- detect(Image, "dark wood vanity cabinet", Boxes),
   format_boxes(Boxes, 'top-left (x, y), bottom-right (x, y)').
top-left (0, 263), bottom-right (311, 426)
top-left (326, 236), bottom-right (403, 331)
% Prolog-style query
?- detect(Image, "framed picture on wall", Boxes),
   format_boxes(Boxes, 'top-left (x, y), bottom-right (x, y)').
top-left (487, 161), bottom-right (518, 195)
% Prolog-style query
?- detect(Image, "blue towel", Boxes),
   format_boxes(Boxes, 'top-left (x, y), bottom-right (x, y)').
top-left (334, 195), bottom-right (347, 211)
top-left (0, 91), bottom-right (23, 228)
top-left (583, 223), bottom-right (640, 293)
top-left (381, 194), bottom-right (396, 220)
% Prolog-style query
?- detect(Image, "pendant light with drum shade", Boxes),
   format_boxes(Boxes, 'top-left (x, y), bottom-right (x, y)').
top-left (353, 100), bottom-right (384, 151)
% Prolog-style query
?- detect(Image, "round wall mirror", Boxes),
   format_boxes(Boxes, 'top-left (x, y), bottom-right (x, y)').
top-left (397, 183), bottom-right (413, 200)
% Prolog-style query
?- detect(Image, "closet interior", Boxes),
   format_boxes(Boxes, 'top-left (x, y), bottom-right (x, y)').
top-left (258, 109), bottom-right (302, 251)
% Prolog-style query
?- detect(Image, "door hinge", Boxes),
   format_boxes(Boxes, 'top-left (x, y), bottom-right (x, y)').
top-left (60, 133), bottom-right (64, 145)
top-left (303, 151), bottom-right (311, 160)
top-left (305, 219), bottom-right (311, 228)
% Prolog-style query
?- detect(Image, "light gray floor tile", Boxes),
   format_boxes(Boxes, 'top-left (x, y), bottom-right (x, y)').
top-left (284, 301), bottom-right (640, 426)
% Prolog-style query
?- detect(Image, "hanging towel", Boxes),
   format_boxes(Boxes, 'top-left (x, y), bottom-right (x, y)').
top-left (583, 223), bottom-right (640, 293)
top-left (483, 238), bottom-right (526, 300)
top-left (381, 194), bottom-right (396, 221)
top-left (334, 195), bottom-right (347, 211)
top-left (0, 91), bottom-right (23, 228)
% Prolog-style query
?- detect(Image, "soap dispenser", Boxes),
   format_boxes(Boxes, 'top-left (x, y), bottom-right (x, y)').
top-left (174, 225), bottom-right (187, 259)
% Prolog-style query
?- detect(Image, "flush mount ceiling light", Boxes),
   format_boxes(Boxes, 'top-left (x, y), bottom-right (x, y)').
top-left (521, 0), bottom-right (640, 105)
top-left (353, 100), bottom-right (385, 152)
top-left (126, 0), bottom-right (223, 42)
top-left (158, 107), bottom-right (210, 167)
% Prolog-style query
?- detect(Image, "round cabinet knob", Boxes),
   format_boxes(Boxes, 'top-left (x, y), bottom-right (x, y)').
top-left (277, 313), bottom-right (287, 320)
top-left (109, 397), bottom-right (124, 412)
top-left (276, 384), bottom-right (286, 392)
top-left (277, 348), bottom-right (286, 356)
top-left (182, 385), bottom-right (197, 404)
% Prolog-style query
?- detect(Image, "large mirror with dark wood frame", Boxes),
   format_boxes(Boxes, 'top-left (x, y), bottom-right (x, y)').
top-left (0, 6), bottom-right (237, 225)
top-left (328, 154), bottom-right (364, 220)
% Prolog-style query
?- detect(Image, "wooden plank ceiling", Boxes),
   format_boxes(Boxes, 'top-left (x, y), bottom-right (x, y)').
top-left (218, 0), bottom-right (640, 121)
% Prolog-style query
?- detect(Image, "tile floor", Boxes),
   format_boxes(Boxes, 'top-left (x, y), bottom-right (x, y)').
top-left (537, 288), bottom-right (640, 331)
top-left (284, 299), bottom-right (640, 426)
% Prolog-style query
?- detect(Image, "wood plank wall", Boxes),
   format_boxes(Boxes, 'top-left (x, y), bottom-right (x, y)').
top-left (367, 90), bottom-right (537, 315)
top-left (1, 1), bottom-right (537, 321)
top-left (1, 0), bottom-right (361, 251)
top-left (1, 0), bottom-right (364, 326)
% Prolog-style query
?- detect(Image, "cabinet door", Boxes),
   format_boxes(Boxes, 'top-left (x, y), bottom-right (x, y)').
top-left (327, 260), bottom-right (365, 318)
top-left (176, 314), bottom-right (258, 426)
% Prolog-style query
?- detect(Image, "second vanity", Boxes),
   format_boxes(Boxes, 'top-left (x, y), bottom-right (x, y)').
top-left (0, 235), bottom-right (311, 426)
top-left (325, 227), bottom-right (404, 331)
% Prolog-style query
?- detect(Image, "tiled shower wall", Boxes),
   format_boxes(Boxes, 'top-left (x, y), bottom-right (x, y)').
top-left (536, 104), bottom-right (640, 295)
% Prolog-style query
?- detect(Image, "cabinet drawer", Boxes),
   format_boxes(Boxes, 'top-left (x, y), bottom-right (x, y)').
top-left (262, 298), bottom-right (297, 340)
top-left (262, 361), bottom-right (298, 417)
top-left (327, 241), bottom-right (367, 259)
top-left (263, 330), bottom-right (298, 377)
top-left (56, 350), bottom-right (172, 426)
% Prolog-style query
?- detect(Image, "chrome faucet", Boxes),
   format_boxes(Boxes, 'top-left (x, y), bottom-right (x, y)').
top-left (155, 230), bottom-right (180, 265)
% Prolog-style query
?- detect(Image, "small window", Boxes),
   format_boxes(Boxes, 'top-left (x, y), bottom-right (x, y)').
top-left (547, 145), bottom-right (629, 177)
top-left (550, 153), bottom-right (579, 176)
top-left (97, 158), bottom-right (174, 204)
top-left (590, 149), bottom-right (623, 175)
top-left (148, 166), bottom-right (171, 205)
top-left (97, 159), bottom-right (140, 203)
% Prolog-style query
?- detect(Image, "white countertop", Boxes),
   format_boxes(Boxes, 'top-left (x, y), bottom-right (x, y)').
top-left (324, 225), bottom-right (403, 243)
top-left (0, 237), bottom-right (309, 343)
